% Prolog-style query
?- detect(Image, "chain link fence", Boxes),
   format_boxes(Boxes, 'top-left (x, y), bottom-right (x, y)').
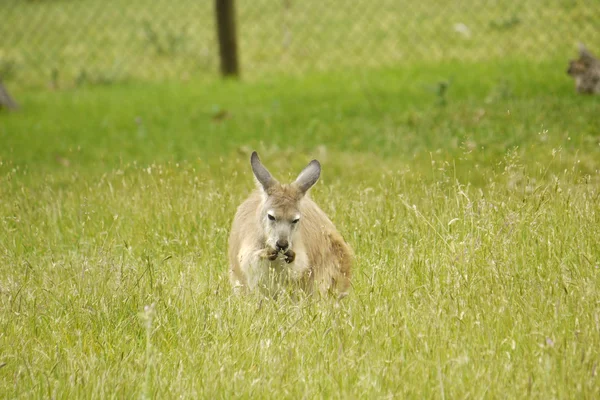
top-left (1, 0), bottom-right (598, 88)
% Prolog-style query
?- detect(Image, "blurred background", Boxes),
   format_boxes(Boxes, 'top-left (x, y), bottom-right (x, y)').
top-left (1, 0), bottom-right (598, 88)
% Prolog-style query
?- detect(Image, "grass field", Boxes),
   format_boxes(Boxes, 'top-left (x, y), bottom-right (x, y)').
top-left (1, 58), bottom-right (600, 398)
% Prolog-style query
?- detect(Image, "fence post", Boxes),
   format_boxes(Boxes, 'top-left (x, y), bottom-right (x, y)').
top-left (215, 0), bottom-right (240, 78)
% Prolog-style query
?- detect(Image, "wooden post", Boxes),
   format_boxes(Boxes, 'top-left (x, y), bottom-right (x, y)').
top-left (215, 0), bottom-right (240, 77)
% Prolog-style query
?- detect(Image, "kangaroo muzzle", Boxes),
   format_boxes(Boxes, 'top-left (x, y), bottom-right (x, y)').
top-left (276, 239), bottom-right (289, 251)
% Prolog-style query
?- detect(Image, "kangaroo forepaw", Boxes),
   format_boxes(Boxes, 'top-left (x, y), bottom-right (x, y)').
top-left (284, 249), bottom-right (296, 264)
top-left (260, 247), bottom-right (279, 261)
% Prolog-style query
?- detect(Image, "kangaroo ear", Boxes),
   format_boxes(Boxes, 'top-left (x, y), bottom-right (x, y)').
top-left (294, 159), bottom-right (321, 194)
top-left (251, 151), bottom-right (277, 192)
top-left (579, 43), bottom-right (597, 62)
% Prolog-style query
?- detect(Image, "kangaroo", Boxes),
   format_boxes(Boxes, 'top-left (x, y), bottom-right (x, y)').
top-left (228, 152), bottom-right (352, 297)
top-left (567, 44), bottom-right (600, 94)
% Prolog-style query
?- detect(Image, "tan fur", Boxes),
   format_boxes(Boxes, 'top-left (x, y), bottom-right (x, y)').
top-left (228, 154), bottom-right (352, 297)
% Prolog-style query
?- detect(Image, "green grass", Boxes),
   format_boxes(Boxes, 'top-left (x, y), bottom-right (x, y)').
top-left (1, 0), bottom-right (599, 87)
top-left (1, 61), bottom-right (600, 398)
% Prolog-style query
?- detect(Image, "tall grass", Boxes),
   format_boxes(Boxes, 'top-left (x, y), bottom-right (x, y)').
top-left (0, 63), bottom-right (599, 397)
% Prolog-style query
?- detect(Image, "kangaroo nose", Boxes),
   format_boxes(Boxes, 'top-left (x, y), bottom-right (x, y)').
top-left (276, 239), bottom-right (289, 251)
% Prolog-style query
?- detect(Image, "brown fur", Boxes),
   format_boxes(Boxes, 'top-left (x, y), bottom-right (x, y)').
top-left (228, 154), bottom-right (353, 297)
top-left (567, 44), bottom-right (600, 94)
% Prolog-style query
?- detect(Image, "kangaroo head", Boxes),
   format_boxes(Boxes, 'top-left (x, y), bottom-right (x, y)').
top-left (568, 59), bottom-right (587, 76)
top-left (250, 151), bottom-right (321, 252)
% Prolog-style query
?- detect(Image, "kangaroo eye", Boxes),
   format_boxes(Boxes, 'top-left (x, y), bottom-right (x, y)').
top-left (292, 218), bottom-right (300, 224)
top-left (267, 214), bottom-right (276, 221)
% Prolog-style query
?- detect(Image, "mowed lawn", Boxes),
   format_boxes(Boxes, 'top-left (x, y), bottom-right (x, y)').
top-left (1, 61), bottom-right (599, 398)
